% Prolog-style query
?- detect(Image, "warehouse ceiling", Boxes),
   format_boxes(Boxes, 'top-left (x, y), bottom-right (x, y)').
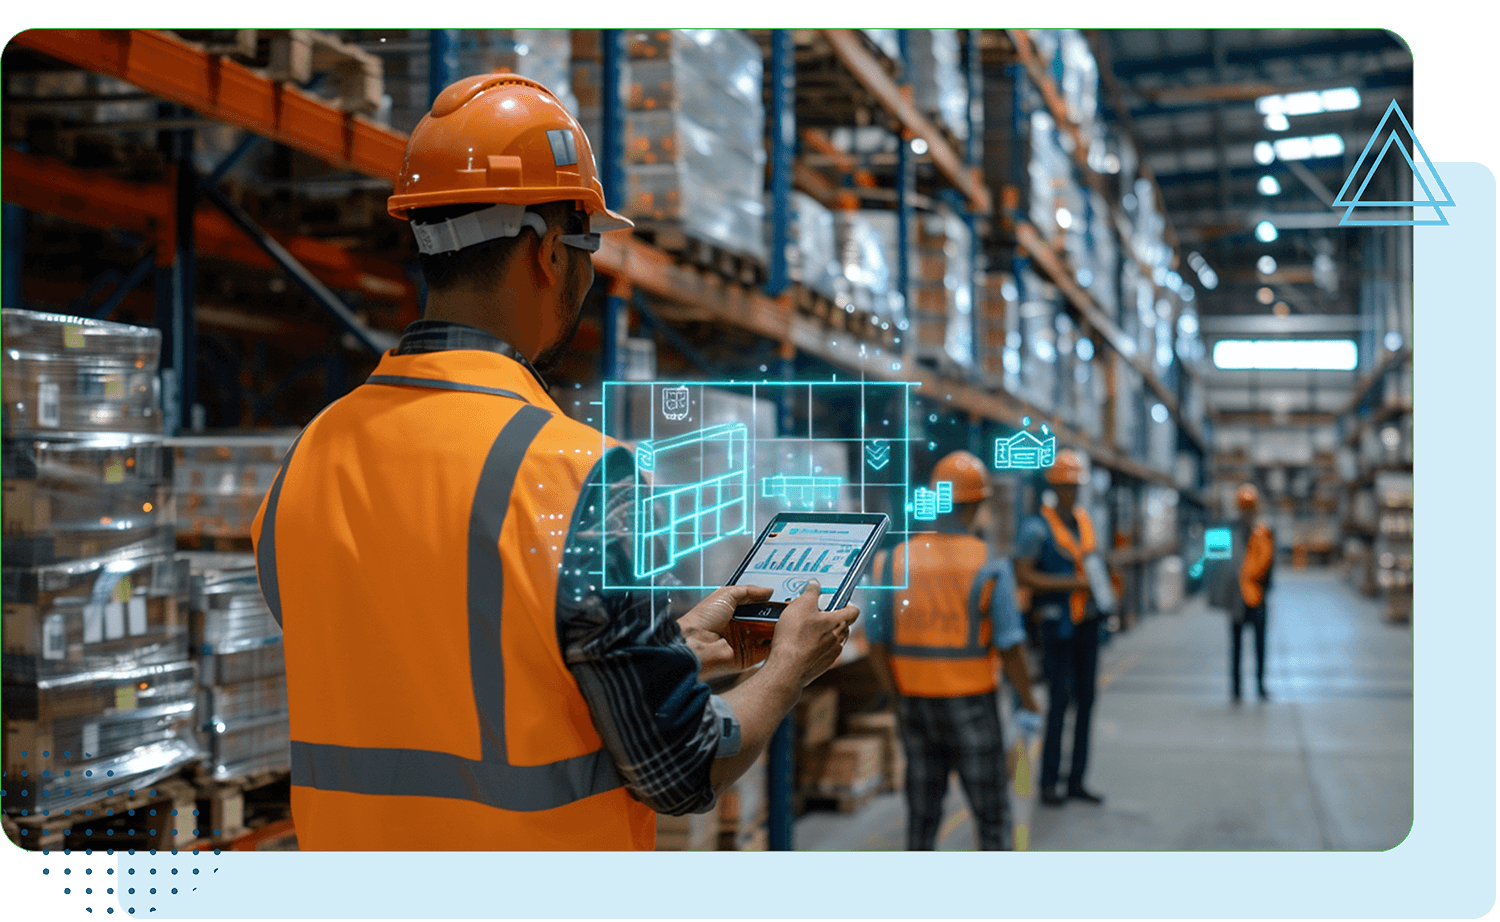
top-left (1094, 29), bottom-right (1413, 324)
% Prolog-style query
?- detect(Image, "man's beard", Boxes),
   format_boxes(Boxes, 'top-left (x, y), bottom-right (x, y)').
top-left (532, 271), bottom-right (585, 375)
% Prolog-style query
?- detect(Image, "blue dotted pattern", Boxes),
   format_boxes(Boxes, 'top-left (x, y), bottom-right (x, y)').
top-left (5, 751), bottom-right (228, 915)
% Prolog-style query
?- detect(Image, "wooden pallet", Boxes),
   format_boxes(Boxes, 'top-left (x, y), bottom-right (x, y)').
top-left (4, 777), bottom-right (200, 852)
top-left (171, 29), bottom-right (383, 115)
top-left (184, 767), bottom-right (291, 844)
top-left (176, 533), bottom-right (254, 554)
top-left (632, 225), bottom-right (767, 289)
top-left (796, 777), bottom-right (881, 815)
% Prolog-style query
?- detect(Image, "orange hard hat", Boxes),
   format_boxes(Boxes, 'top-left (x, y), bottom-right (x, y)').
top-left (388, 73), bottom-right (633, 252)
top-left (932, 450), bottom-right (991, 503)
top-left (1044, 448), bottom-right (1087, 485)
top-left (1237, 483), bottom-right (1260, 510)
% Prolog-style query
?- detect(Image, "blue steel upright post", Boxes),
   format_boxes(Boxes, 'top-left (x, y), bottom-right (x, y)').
top-left (600, 30), bottom-right (627, 393)
top-left (767, 339), bottom-right (798, 852)
top-left (155, 111), bottom-right (197, 435)
top-left (965, 30), bottom-right (984, 379)
top-left (895, 31), bottom-right (912, 342)
top-left (2, 201), bottom-right (24, 313)
top-left (428, 30), bottom-right (458, 105)
top-left (765, 29), bottom-right (794, 298)
top-left (765, 36), bottom-right (803, 851)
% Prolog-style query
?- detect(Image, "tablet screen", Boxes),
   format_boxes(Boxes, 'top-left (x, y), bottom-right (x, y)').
top-left (731, 518), bottom-right (883, 608)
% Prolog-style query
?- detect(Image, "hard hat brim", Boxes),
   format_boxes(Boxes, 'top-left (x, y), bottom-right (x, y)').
top-left (589, 208), bottom-right (635, 233)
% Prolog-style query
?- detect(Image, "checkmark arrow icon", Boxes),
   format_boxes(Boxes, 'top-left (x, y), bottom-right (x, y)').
top-left (866, 441), bottom-right (891, 470)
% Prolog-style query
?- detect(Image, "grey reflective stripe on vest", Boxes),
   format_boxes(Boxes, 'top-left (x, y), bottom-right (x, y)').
top-left (890, 541), bottom-right (991, 660)
top-left (255, 433), bottom-right (305, 628)
top-left (289, 403), bottom-right (626, 811)
top-left (365, 374), bottom-right (529, 403)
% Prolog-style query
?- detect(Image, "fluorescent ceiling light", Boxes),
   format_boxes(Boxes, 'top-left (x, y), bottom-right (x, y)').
top-left (1282, 91), bottom-right (1324, 116)
top-left (1212, 339), bottom-right (1358, 371)
top-left (1320, 87), bottom-right (1361, 111)
top-left (1257, 255), bottom-right (1278, 274)
top-left (1310, 133), bottom-right (1345, 157)
top-left (1255, 221), bottom-right (1279, 243)
top-left (1258, 175), bottom-right (1282, 196)
top-left (1253, 141), bottom-right (1275, 165)
top-left (1264, 113), bottom-right (1290, 132)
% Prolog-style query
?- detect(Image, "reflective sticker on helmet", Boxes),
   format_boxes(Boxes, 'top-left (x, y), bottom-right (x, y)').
top-left (547, 129), bottom-right (578, 167)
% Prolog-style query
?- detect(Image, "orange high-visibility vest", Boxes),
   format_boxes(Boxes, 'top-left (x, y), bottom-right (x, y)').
top-left (879, 534), bottom-right (1001, 698)
top-left (251, 348), bottom-right (655, 850)
top-left (1041, 504), bottom-right (1097, 623)
top-left (1240, 522), bottom-right (1275, 608)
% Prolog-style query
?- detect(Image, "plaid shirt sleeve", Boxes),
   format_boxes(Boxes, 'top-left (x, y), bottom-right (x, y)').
top-left (554, 445), bottom-right (736, 816)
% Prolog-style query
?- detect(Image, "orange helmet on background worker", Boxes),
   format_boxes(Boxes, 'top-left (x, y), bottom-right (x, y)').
top-left (1045, 448), bottom-right (1088, 485)
top-left (1237, 483), bottom-right (1260, 511)
top-left (388, 73), bottom-right (633, 252)
top-left (932, 450), bottom-right (992, 503)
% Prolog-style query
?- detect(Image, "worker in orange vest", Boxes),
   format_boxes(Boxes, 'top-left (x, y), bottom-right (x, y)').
top-left (1016, 449), bottom-right (1107, 807)
top-left (867, 450), bottom-right (1042, 849)
top-left (251, 74), bottom-right (857, 850)
top-left (1227, 483), bottom-right (1276, 702)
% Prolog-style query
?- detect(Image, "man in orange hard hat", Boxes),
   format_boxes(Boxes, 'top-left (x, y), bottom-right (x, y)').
top-left (252, 74), bottom-right (856, 849)
top-left (1223, 483), bottom-right (1276, 702)
top-left (867, 450), bottom-right (1042, 849)
top-left (1016, 448), bottom-right (1108, 807)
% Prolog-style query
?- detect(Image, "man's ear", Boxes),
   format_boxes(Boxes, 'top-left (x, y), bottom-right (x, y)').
top-left (533, 224), bottom-right (564, 288)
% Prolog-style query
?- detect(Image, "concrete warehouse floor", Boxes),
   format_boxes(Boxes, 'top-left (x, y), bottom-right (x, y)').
top-left (795, 568), bottom-right (1414, 851)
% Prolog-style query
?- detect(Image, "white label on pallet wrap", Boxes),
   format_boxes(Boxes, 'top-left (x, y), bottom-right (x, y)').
top-left (127, 596), bottom-right (147, 636)
top-left (82, 602), bottom-right (104, 643)
top-left (38, 382), bottom-right (61, 428)
top-left (104, 601), bottom-right (125, 640)
top-left (42, 614), bottom-right (66, 660)
top-left (81, 722), bottom-right (99, 757)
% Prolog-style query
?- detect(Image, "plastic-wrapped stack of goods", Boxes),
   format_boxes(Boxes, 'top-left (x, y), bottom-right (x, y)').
top-left (1113, 358), bottom-right (1145, 457)
top-left (1082, 187), bottom-right (1120, 321)
top-left (184, 554), bottom-right (289, 781)
top-left (169, 433), bottom-right (298, 546)
top-left (910, 208), bottom-right (976, 370)
top-left (977, 272), bottom-right (1016, 386)
top-left (1140, 486), bottom-right (1179, 548)
top-left (833, 209), bottom-right (906, 330)
top-left (2, 310), bottom-right (200, 838)
top-left (460, 30), bottom-right (575, 115)
top-left (907, 29), bottom-right (969, 143)
top-left (787, 192), bottom-right (840, 301)
top-left (569, 29), bottom-right (629, 155)
top-left (620, 29), bottom-right (766, 264)
top-left (1013, 270), bottom-right (1060, 413)
top-left (1025, 100), bottom-right (1083, 244)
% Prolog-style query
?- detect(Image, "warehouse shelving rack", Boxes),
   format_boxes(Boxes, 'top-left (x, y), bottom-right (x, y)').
top-left (4, 27), bottom-right (1221, 849)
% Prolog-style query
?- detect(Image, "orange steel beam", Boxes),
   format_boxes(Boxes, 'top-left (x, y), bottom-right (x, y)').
top-left (12, 29), bottom-right (405, 181)
top-left (822, 29), bottom-right (990, 215)
top-left (4, 148), bottom-right (417, 305)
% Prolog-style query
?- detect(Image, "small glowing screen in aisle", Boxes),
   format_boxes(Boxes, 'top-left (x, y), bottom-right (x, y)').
top-left (733, 520), bottom-right (883, 605)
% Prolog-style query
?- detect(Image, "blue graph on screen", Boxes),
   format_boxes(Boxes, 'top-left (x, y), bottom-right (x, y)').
top-left (633, 422), bottom-right (750, 578)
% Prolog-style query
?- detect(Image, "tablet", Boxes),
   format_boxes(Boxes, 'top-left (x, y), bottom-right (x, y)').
top-left (726, 512), bottom-right (889, 622)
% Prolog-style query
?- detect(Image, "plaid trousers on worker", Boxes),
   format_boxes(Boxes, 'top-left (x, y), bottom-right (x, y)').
top-left (895, 691), bottom-right (1011, 850)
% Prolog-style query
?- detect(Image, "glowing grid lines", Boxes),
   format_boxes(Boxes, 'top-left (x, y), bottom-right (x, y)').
top-left (600, 380), bottom-right (917, 592)
top-left (632, 422), bottom-right (749, 578)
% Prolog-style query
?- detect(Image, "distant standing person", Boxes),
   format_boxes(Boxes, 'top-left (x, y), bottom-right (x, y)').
top-left (1223, 483), bottom-right (1276, 702)
top-left (1016, 449), bottom-right (1106, 807)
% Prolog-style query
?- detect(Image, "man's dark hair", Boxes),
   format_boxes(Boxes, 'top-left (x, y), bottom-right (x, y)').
top-left (412, 200), bottom-right (575, 293)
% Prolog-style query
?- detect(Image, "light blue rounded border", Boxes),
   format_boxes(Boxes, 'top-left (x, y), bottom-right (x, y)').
top-left (74, 163), bottom-right (1488, 919)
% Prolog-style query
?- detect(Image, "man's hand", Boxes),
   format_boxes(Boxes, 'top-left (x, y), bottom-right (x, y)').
top-left (764, 580), bottom-right (859, 689)
top-left (679, 584), bottom-right (774, 680)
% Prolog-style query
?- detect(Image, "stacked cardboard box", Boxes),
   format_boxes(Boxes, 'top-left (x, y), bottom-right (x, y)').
top-left (977, 272), bottom-right (1015, 387)
top-left (799, 735), bottom-right (884, 806)
top-left (846, 711), bottom-right (904, 793)
top-left (910, 208), bottom-right (975, 370)
top-left (168, 433), bottom-right (298, 541)
top-left (2, 311), bottom-right (200, 825)
top-left (717, 750), bottom-right (768, 850)
top-left (655, 801), bottom-right (721, 850)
